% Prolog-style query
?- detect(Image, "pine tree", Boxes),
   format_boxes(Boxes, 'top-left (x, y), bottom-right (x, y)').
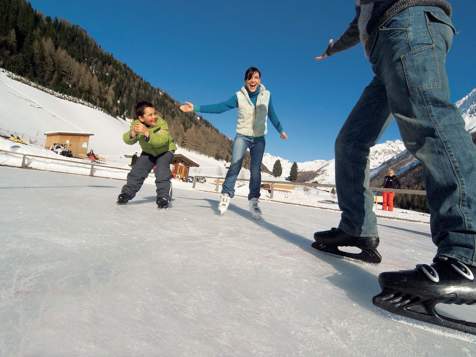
top-left (272, 159), bottom-right (282, 177)
top-left (289, 162), bottom-right (298, 182)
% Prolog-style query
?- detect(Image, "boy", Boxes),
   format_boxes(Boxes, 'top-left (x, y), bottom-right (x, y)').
top-left (117, 101), bottom-right (176, 209)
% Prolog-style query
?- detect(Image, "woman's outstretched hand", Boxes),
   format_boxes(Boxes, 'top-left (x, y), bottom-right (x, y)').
top-left (179, 102), bottom-right (194, 112)
top-left (315, 39), bottom-right (334, 62)
top-left (280, 132), bottom-right (288, 140)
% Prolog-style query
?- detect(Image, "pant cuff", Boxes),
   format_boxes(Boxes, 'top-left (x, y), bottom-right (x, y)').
top-left (222, 190), bottom-right (234, 198)
top-left (436, 248), bottom-right (476, 267)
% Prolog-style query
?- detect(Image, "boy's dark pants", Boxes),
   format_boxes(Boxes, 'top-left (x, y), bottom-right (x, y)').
top-left (121, 151), bottom-right (174, 201)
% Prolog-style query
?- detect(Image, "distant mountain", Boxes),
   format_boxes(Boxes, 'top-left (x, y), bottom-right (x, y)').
top-left (265, 87), bottom-right (476, 186)
top-left (263, 140), bottom-right (406, 184)
top-left (370, 88), bottom-right (476, 189)
top-left (457, 88), bottom-right (476, 134)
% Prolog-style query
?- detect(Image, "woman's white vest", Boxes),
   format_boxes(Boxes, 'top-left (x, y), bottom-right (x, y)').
top-left (235, 84), bottom-right (271, 137)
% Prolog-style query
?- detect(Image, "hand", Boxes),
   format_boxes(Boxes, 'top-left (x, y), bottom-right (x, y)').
top-left (129, 127), bottom-right (137, 138)
top-left (179, 102), bottom-right (194, 112)
top-left (314, 53), bottom-right (328, 62)
top-left (314, 38), bottom-right (334, 62)
top-left (133, 123), bottom-right (148, 136)
top-left (280, 132), bottom-right (288, 140)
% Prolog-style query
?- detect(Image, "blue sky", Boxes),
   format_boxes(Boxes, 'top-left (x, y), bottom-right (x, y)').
top-left (29, 0), bottom-right (475, 161)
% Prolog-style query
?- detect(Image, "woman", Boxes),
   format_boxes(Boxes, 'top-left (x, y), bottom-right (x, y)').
top-left (179, 67), bottom-right (287, 218)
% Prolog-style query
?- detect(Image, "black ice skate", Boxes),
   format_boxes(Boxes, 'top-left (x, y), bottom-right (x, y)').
top-left (157, 197), bottom-right (170, 209)
top-left (117, 193), bottom-right (132, 205)
top-left (373, 257), bottom-right (476, 335)
top-left (312, 228), bottom-right (382, 264)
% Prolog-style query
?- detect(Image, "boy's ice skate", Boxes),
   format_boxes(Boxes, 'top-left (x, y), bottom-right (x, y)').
top-left (156, 197), bottom-right (169, 209)
top-left (117, 193), bottom-right (132, 205)
top-left (373, 257), bottom-right (476, 335)
top-left (218, 193), bottom-right (231, 215)
top-left (249, 198), bottom-right (262, 219)
top-left (312, 227), bottom-right (381, 264)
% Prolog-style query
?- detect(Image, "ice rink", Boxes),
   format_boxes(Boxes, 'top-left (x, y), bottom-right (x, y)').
top-left (1, 166), bottom-right (475, 356)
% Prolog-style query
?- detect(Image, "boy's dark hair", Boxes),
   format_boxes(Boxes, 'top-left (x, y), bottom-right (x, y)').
top-left (244, 67), bottom-right (261, 81)
top-left (135, 101), bottom-right (154, 118)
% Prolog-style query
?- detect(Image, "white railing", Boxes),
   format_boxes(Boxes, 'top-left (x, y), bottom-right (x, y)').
top-left (0, 148), bottom-right (131, 180)
top-left (190, 175), bottom-right (427, 197)
top-left (0, 149), bottom-right (427, 198)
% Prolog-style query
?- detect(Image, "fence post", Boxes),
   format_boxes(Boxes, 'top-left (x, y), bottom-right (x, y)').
top-left (192, 176), bottom-right (197, 189)
top-left (21, 155), bottom-right (27, 168)
top-left (89, 163), bottom-right (95, 176)
top-left (270, 183), bottom-right (274, 200)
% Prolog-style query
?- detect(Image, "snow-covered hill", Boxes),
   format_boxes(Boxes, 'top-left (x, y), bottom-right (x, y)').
top-left (0, 68), bottom-right (267, 180)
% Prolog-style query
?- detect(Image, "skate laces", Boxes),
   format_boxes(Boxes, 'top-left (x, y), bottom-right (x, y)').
top-left (220, 194), bottom-right (230, 206)
top-left (417, 259), bottom-right (474, 283)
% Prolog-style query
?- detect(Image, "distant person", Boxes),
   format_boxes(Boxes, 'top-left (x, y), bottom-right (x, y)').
top-left (179, 66), bottom-right (288, 218)
top-left (312, 1), bottom-right (476, 334)
top-left (87, 150), bottom-right (98, 162)
top-left (382, 169), bottom-right (400, 211)
top-left (117, 101), bottom-right (176, 209)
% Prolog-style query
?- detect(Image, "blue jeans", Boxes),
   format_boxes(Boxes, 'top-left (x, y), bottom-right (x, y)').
top-left (335, 6), bottom-right (476, 265)
top-left (222, 134), bottom-right (265, 200)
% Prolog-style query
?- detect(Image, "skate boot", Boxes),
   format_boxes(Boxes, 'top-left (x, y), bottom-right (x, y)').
top-left (249, 198), bottom-right (262, 220)
top-left (373, 257), bottom-right (476, 335)
top-left (218, 193), bottom-right (231, 215)
top-left (312, 228), bottom-right (382, 264)
top-left (117, 193), bottom-right (132, 205)
top-left (157, 197), bottom-right (169, 209)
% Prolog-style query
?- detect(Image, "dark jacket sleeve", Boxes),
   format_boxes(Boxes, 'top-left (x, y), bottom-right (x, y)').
top-left (325, 14), bottom-right (360, 56)
top-left (393, 177), bottom-right (401, 189)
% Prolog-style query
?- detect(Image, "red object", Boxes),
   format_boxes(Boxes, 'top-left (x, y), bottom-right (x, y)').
top-left (382, 191), bottom-right (395, 211)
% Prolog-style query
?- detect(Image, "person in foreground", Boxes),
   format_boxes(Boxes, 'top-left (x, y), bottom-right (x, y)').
top-left (313, 0), bottom-right (476, 334)
top-left (117, 101), bottom-right (176, 209)
top-left (179, 67), bottom-right (288, 219)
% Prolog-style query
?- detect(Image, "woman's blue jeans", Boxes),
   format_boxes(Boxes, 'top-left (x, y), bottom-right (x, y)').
top-left (222, 134), bottom-right (265, 200)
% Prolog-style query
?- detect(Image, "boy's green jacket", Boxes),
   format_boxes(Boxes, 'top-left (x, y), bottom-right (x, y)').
top-left (123, 118), bottom-right (176, 156)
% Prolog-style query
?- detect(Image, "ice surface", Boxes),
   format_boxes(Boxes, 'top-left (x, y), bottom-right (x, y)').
top-left (1, 166), bottom-right (475, 356)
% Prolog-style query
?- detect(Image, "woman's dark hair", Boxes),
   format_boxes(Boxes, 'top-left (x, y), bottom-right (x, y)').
top-left (244, 67), bottom-right (261, 81)
top-left (135, 101), bottom-right (154, 118)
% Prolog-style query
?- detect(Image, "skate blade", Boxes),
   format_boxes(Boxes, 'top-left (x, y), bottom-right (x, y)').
top-left (373, 290), bottom-right (476, 336)
top-left (311, 242), bottom-right (382, 264)
top-left (218, 209), bottom-right (227, 216)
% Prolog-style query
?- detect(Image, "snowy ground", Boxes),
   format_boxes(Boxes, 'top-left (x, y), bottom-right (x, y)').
top-left (1, 166), bottom-right (475, 356)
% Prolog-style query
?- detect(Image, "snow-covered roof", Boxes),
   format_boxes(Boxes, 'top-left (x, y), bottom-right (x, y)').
top-left (44, 131), bottom-right (94, 136)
